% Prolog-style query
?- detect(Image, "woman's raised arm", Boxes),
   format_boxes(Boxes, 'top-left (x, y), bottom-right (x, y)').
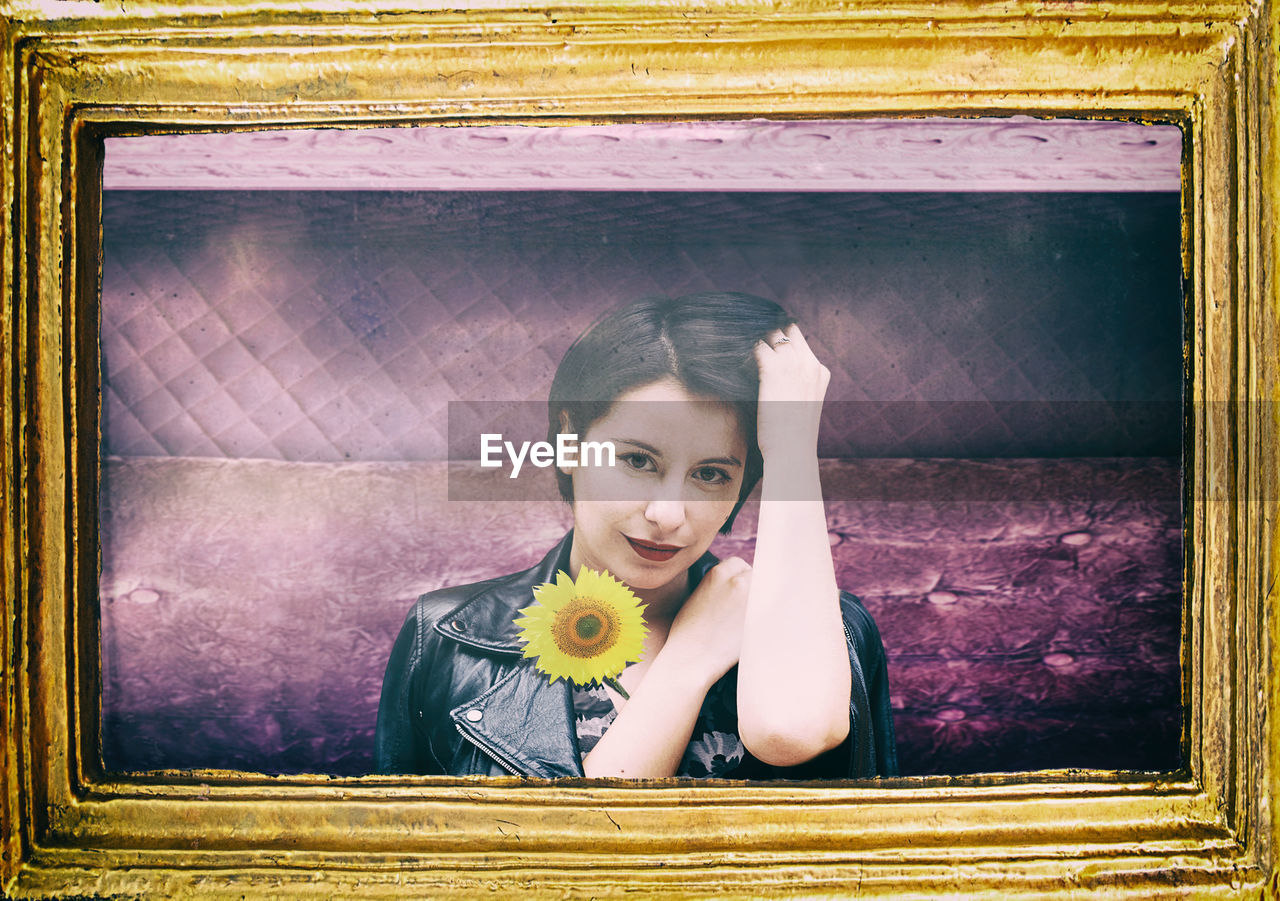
top-left (736, 324), bottom-right (852, 767)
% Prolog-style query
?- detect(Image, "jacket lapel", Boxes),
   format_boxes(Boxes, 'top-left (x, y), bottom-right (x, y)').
top-left (434, 531), bottom-right (575, 653)
top-left (449, 664), bottom-right (582, 778)
top-left (437, 532), bottom-right (581, 777)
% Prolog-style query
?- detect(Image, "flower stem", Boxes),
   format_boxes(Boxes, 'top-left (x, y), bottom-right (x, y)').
top-left (604, 675), bottom-right (630, 700)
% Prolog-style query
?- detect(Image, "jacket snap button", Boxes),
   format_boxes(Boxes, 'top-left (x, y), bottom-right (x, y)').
top-left (465, 709), bottom-right (483, 722)
top-left (451, 620), bottom-right (466, 632)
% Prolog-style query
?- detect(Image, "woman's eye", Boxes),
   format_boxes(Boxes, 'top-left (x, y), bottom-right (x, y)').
top-left (620, 452), bottom-right (656, 472)
top-left (691, 466), bottom-right (732, 486)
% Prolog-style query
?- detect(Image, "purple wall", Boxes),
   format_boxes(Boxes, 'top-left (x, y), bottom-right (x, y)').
top-left (98, 189), bottom-right (1184, 776)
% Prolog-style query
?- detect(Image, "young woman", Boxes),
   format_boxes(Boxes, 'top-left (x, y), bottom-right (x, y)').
top-left (374, 292), bottom-right (897, 779)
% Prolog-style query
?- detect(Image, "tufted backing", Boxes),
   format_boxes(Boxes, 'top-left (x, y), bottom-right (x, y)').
top-left (101, 191), bottom-right (1181, 461)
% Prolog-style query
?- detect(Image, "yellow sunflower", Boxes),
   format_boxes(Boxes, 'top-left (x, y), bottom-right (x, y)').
top-left (514, 567), bottom-right (648, 697)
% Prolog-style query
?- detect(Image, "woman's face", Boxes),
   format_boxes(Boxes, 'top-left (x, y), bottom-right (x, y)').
top-left (565, 378), bottom-right (747, 599)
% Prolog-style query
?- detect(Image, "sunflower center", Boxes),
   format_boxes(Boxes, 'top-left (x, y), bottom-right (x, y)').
top-left (575, 614), bottom-right (603, 641)
top-left (551, 597), bottom-right (620, 659)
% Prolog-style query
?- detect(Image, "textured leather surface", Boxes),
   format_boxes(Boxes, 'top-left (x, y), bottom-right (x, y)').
top-left (99, 455), bottom-right (1181, 776)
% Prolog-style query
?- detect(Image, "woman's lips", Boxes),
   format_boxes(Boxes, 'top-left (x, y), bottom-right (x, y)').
top-left (625, 536), bottom-right (683, 562)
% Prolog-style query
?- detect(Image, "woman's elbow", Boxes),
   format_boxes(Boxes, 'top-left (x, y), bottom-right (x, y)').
top-left (739, 709), bottom-right (850, 768)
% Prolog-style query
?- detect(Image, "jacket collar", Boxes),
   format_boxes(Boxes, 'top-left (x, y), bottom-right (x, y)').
top-left (435, 529), bottom-right (721, 654)
top-left (433, 531), bottom-right (576, 654)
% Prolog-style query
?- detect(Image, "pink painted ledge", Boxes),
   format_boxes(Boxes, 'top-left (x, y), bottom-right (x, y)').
top-left (103, 117), bottom-right (1182, 192)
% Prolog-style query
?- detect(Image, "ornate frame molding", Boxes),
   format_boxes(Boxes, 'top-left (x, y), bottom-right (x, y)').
top-left (103, 118), bottom-right (1182, 191)
top-left (1, 2), bottom-right (1275, 897)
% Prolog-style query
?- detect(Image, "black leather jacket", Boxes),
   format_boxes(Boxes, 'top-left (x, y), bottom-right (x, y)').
top-left (374, 531), bottom-right (898, 779)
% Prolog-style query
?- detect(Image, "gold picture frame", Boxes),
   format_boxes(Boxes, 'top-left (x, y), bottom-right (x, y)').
top-left (1, 1), bottom-right (1274, 897)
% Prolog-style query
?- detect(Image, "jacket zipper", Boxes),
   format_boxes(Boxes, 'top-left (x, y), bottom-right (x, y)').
top-left (454, 722), bottom-right (524, 776)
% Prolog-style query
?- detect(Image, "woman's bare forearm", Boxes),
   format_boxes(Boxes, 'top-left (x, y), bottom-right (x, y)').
top-left (737, 454), bottom-right (851, 766)
top-left (580, 649), bottom-right (719, 778)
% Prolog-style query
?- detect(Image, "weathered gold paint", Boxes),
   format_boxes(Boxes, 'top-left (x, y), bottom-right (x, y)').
top-left (1, 1), bottom-right (1276, 896)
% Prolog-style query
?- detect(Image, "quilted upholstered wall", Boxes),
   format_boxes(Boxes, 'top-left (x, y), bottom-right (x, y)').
top-left (100, 191), bottom-right (1182, 461)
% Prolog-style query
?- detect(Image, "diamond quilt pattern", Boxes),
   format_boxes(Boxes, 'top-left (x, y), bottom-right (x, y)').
top-left (101, 191), bottom-right (1183, 462)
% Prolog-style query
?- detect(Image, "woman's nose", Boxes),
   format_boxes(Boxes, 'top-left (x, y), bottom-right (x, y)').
top-left (643, 496), bottom-right (686, 531)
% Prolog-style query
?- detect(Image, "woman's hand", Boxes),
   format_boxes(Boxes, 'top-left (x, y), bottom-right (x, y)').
top-left (661, 556), bottom-right (751, 683)
top-left (753, 323), bottom-right (831, 464)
